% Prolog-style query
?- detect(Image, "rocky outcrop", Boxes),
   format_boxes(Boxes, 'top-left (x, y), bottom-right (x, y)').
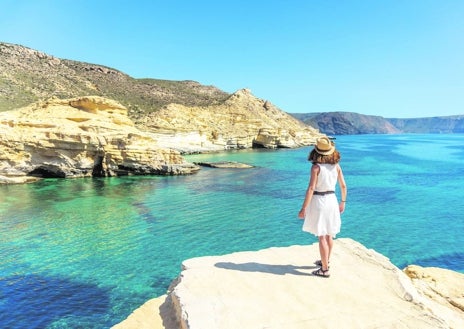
top-left (0, 96), bottom-right (199, 183)
top-left (140, 89), bottom-right (322, 152)
top-left (114, 238), bottom-right (464, 329)
top-left (404, 265), bottom-right (464, 315)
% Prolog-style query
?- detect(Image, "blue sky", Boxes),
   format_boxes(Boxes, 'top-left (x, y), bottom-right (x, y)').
top-left (1, 0), bottom-right (463, 118)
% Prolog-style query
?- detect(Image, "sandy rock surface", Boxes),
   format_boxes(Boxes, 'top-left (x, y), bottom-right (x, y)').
top-left (114, 238), bottom-right (464, 329)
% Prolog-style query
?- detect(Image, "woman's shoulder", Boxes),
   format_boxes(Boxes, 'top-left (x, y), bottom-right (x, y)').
top-left (311, 163), bottom-right (320, 172)
top-left (319, 163), bottom-right (336, 168)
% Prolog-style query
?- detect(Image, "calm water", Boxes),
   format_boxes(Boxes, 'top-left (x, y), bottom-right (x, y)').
top-left (1, 134), bottom-right (463, 328)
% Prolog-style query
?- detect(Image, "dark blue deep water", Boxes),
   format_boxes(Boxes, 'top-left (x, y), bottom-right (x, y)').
top-left (1, 134), bottom-right (463, 328)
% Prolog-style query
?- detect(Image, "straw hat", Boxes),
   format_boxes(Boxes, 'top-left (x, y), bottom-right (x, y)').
top-left (314, 136), bottom-right (335, 155)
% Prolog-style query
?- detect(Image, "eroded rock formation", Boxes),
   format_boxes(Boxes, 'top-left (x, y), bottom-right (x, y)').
top-left (0, 96), bottom-right (199, 183)
top-left (139, 89), bottom-right (322, 153)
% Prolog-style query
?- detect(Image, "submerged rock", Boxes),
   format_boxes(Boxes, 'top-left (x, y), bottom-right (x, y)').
top-left (194, 161), bottom-right (253, 169)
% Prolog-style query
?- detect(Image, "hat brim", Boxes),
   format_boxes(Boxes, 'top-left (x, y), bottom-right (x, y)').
top-left (314, 146), bottom-right (335, 155)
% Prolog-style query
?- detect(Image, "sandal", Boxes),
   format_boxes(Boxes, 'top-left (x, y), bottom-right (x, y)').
top-left (312, 268), bottom-right (330, 278)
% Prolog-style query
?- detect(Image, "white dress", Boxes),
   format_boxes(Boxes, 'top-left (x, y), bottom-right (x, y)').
top-left (302, 163), bottom-right (341, 237)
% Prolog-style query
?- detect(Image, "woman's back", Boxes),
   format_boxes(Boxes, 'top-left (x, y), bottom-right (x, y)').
top-left (315, 163), bottom-right (338, 191)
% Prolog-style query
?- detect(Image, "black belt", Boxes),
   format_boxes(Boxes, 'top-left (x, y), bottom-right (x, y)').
top-left (313, 191), bottom-right (334, 195)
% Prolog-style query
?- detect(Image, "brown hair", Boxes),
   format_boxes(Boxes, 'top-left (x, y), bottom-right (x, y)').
top-left (308, 149), bottom-right (341, 164)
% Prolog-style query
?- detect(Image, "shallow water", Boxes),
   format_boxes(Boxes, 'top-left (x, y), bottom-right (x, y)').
top-left (0, 134), bottom-right (463, 328)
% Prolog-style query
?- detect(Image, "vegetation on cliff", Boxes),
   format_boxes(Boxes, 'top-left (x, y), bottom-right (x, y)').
top-left (0, 42), bottom-right (230, 120)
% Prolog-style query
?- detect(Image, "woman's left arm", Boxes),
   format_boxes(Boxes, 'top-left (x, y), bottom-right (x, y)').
top-left (338, 164), bottom-right (347, 214)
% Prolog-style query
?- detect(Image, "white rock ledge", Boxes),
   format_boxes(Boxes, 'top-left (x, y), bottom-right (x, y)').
top-left (113, 238), bottom-right (464, 329)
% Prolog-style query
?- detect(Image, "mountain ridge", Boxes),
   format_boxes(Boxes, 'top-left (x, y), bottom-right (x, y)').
top-left (292, 111), bottom-right (464, 135)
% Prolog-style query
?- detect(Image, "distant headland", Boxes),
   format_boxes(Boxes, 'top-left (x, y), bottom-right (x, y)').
top-left (291, 112), bottom-right (464, 135)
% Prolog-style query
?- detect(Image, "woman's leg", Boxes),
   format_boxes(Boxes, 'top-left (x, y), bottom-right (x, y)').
top-left (318, 235), bottom-right (330, 271)
top-left (325, 235), bottom-right (334, 264)
top-left (313, 235), bottom-right (331, 277)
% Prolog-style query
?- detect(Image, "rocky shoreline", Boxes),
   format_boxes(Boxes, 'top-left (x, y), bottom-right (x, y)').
top-left (113, 238), bottom-right (464, 329)
top-left (0, 96), bottom-right (201, 184)
top-left (0, 94), bottom-right (322, 184)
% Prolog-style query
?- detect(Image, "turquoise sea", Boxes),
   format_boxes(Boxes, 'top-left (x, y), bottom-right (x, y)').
top-left (1, 134), bottom-right (463, 328)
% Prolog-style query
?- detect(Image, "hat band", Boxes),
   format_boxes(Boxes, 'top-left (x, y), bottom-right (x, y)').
top-left (316, 146), bottom-right (332, 152)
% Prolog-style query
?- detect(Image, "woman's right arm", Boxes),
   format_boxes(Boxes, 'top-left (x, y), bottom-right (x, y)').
top-left (298, 164), bottom-right (319, 219)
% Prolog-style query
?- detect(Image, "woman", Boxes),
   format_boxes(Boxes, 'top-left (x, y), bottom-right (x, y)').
top-left (298, 136), bottom-right (347, 278)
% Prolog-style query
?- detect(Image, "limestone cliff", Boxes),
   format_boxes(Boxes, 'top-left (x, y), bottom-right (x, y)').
top-left (1, 42), bottom-right (322, 153)
top-left (140, 89), bottom-right (322, 152)
top-left (0, 96), bottom-right (199, 184)
top-left (114, 238), bottom-right (464, 329)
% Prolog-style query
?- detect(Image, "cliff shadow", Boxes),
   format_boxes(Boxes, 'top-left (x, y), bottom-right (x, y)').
top-left (215, 262), bottom-right (316, 276)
